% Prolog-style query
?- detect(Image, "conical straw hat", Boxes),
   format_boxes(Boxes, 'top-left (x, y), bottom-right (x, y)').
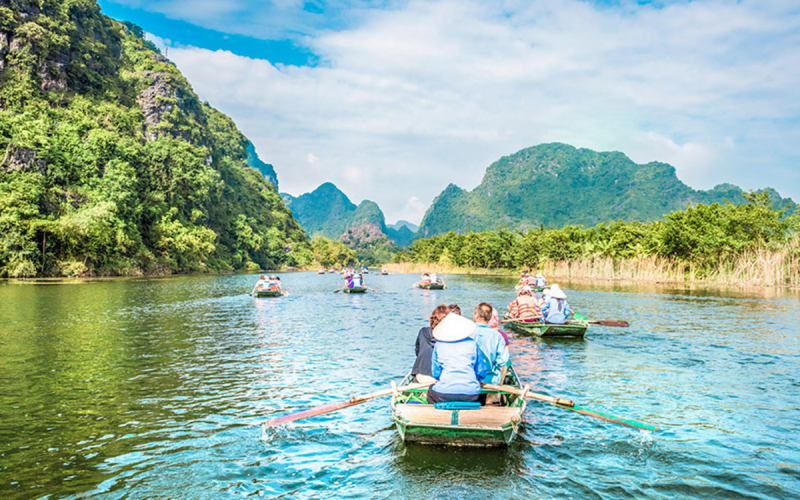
top-left (433, 313), bottom-right (477, 342)
top-left (544, 283), bottom-right (567, 299)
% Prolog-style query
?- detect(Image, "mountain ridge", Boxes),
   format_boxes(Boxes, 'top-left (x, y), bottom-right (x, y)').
top-left (418, 143), bottom-right (796, 237)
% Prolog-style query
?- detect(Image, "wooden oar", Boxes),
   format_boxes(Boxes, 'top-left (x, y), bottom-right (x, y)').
top-left (481, 383), bottom-right (659, 432)
top-left (500, 317), bottom-right (543, 324)
top-left (571, 313), bottom-right (629, 328)
top-left (577, 320), bottom-right (629, 328)
top-left (332, 288), bottom-right (344, 293)
top-left (263, 381), bottom-right (435, 427)
top-left (365, 287), bottom-right (380, 293)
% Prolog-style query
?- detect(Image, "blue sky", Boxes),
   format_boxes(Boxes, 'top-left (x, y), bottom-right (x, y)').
top-left (98, 0), bottom-right (800, 224)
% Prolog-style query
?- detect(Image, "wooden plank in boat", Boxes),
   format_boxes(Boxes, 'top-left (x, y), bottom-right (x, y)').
top-left (394, 404), bottom-right (520, 427)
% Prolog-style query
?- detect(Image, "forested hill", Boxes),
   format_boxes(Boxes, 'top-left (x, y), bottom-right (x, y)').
top-left (0, 0), bottom-right (310, 277)
top-left (282, 182), bottom-right (417, 246)
top-left (418, 143), bottom-right (797, 237)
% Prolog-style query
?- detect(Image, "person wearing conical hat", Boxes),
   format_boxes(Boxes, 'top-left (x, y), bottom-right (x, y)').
top-left (428, 313), bottom-right (490, 404)
top-left (541, 284), bottom-right (571, 324)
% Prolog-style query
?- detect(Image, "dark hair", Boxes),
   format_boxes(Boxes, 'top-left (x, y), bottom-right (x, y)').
top-left (429, 304), bottom-right (450, 329)
top-left (447, 304), bottom-right (461, 315)
top-left (474, 302), bottom-right (493, 322)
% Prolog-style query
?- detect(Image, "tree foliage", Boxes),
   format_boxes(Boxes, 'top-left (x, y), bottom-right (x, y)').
top-left (396, 194), bottom-right (797, 273)
top-left (0, 1), bottom-right (310, 277)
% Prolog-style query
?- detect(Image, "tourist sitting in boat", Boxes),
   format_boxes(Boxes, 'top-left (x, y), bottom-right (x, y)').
top-left (507, 287), bottom-right (542, 320)
top-left (534, 273), bottom-right (546, 288)
top-left (541, 284), bottom-right (571, 324)
top-left (251, 275), bottom-right (269, 294)
top-left (429, 273), bottom-right (439, 284)
top-left (352, 274), bottom-right (363, 287)
top-left (428, 313), bottom-right (489, 404)
top-left (267, 276), bottom-right (281, 291)
top-left (472, 302), bottom-right (510, 387)
top-left (421, 273), bottom-right (431, 285)
top-left (447, 304), bottom-right (461, 315)
top-left (411, 304), bottom-right (450, 384)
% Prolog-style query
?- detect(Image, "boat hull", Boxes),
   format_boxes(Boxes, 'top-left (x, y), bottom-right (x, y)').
top-left (343, 287), bottom-right (367, 294)
top-left (391, 370), bottom-right (526, 447)
top-left (418, 283), bottom-right (446, 290)
top-left (254, 290), bottom-right (283, 298)
top-left (505, 319), bottom-right (588, 338)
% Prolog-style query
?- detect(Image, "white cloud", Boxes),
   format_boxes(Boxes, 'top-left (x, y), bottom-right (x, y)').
top-left (306, 153), bottom-right (318, 164)
top-left (163, 0), bottom-right (800, 223)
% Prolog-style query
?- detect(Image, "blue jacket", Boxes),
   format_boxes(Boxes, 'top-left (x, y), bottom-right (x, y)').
top-left (541, 297), bottom-right (571, 324)
top-left (431, 337), bottom-right (489, 396)
top-left (472, 324), bottom-right (510, 384)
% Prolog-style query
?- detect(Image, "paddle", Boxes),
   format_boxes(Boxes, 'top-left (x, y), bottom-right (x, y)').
top-left (263, 381), bottom-right (435, 427)
top-left (333, 288), bottom-right (344, 293)
top-left (500, 317), bottom-right (542, 324)
top-left (365, 287), bottom-right (380, 293)
top-left (481, 383), bottom-right (659, 432)
top-left (572, 313), bottom-right (629, 328)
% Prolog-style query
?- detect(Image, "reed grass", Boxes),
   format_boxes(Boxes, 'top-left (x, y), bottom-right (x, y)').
top-left (389, 239), bottom-right (800, 287)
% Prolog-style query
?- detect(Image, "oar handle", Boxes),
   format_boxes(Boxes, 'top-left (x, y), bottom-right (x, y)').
top-left (350, 381), bottom-right (434, 403)
top-left (481, 383), bottom-right (573, 406)
top-left (500, 316), bottom-right (543, 324)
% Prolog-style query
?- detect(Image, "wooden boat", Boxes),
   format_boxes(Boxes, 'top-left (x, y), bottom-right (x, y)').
top-left (254, 289), bottom-right (284, 298)
top-left (504, 316), bottom-right (588, 338)
top-left (417, 282), bottom-right (446, 290)
top-left (380, 270), bottom-right (389, 275)
top-left (391, 368), bottom-right (527, 446)
top-left (343, 286), bottom-right (367, 294)
top-left (317, 269), bottom-right (326, 275)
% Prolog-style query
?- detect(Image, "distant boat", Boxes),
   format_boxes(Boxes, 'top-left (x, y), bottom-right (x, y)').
top-left (380, 269), bottom-right (389, 275)
top-left (317, 268), bottom-right (326, 275)
top-left (416, 281), bottom-right (446, 290)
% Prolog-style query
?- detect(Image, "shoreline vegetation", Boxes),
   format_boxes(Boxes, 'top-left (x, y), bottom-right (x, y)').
top-left (390, 193), bottom-right (800, 289)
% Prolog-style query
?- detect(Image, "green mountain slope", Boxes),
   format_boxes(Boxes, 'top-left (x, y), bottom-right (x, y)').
top-left (245, 141), bottom-right (278, 189)
top-left (0, 1), bottom-right (309, 277)
top-left (282, 182), bottom-right (387, 239)
top-left (418, 143), bottom-right (796, 237)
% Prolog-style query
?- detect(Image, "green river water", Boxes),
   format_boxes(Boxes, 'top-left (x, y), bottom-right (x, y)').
top-left (1, 273), bottom-right (798, 499)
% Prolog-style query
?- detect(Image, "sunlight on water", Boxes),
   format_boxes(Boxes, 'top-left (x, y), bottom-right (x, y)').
top-left (1, 273), bottom-right (799, 499)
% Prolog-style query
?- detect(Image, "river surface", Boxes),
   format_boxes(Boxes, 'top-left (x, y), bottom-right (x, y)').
top-left (1, 273), bottom-right (799, 499)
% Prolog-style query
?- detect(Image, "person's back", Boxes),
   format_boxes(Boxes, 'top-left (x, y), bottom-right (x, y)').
top-left (541, 285), bottom-right (571, 324)
top-left (535, 274), bottom-right (546, 287)
top-left (472, 302), bottom-right (510, 385)
top-left (429, 313), bottom-right (489, 404)
top-left (508, 293), bottom-right (540, 319)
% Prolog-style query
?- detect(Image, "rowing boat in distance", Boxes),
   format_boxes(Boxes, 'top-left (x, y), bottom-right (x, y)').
top-left (254, 289), bottom-right (285, 298)
top-left (391, 368), bottom-right (527, 446)
top-left (343, 286), bottom-right (367, 294)
top-left (503, 315), bottom-right (589, 338)
top-left (416, 282), bottom-right (446, 290)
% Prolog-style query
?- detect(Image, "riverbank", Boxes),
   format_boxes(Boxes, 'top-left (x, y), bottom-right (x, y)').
top-left (385, 250), bottom-right (800, 289)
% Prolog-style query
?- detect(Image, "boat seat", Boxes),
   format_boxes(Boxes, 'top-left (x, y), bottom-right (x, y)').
top-left (395, 404), bottom-right (520, 427)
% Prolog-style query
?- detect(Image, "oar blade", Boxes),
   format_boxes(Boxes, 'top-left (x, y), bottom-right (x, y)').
top-left (559, 403), bottom-right (659, 432)
top-left (264, 399), bottom-right (363, 427)
top-left (591, 320), bottom-right (630, 328)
